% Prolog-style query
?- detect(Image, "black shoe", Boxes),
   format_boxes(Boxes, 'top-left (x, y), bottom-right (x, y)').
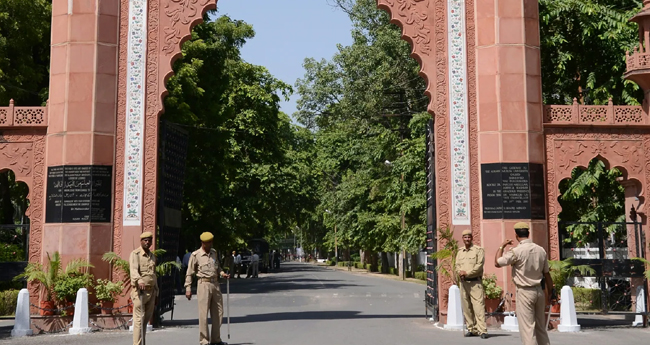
top-left (465, 332), bottom-right (477, 337)
top-left (480, 333), bottom-right (488, 339)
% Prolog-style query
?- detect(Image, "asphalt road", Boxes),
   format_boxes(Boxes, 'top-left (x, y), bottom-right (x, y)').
top-left (1, 262), bottom-right (648, 344)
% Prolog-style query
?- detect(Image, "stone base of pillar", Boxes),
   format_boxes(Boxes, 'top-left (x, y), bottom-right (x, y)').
top-left (11, 329), bottom-right (33, 337)
top-left (557, 324), bottom-right (580, 332)
top-left (129, 324), bottom-right (153, 332)
top-left (500, 315), bottom-right (519, 332)
top-left (68, 327), bottom-right (92, 335)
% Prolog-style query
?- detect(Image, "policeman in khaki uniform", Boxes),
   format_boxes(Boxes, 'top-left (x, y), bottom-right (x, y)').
top-left (455, 229), bottom-right (488, 339)
top-left (185, 232), bottom-right (230, 345)
top-left (495, 222), bottom-right (552, 345)
top-left (129, 231), bottom-right (158, 345)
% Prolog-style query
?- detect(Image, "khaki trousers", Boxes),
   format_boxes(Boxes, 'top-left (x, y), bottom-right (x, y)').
top-left (198, 280), bottom-right (224, 345)
top-left (132, 289), bottom-right (156, 345)
top-left (516, 286), bottom-right (550, 345)
top-left (460, 280), bottom-right (487, 335)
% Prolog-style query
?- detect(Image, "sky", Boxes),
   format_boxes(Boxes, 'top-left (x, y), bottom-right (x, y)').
top-left (215, 0), bottom-right (353, 119)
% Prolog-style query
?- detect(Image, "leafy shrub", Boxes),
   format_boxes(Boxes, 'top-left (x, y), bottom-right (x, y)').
top-left (377, 265), bottom-right (382, 273)
top-left (415, 272), bottom-right (426, 281)
top-left (571, 287), bottom-right (601, 311)
top-left (0, 243), bottom-right (25, 262)
top-left (405, 271), bottom-right (412, 278)
top-left (337, 261), bottom-right (350, 267)
top-left (482, 274), bottom-right (503, 300)
top-left (389, 267), bottom-right (398, 275)
top-left (95, 279), bottom-right (124, 302)
top-left (53, 273), bottom-right (93, 303)
top-left (0, 289), bottom-right (19, 316)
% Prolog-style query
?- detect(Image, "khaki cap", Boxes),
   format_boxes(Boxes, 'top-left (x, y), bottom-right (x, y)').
top-left (140, 231), bottom-right (153, 239)
top-left (513, 222), bottom-right (529, 230)
top-left (461, 229), bottom-right (472, 236)
top-left (200, 232), bottom-right (214, 242)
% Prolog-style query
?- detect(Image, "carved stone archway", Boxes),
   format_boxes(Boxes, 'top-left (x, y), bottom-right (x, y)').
top-left (109, 0), bottom-right (483, 321)
top-left (113, 0), bottom-right (458, 298)
top-left (544, 127), bottom-right (650, 260)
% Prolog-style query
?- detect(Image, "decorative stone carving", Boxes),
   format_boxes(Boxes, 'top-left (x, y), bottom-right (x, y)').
top-left (0, 143), bottom-right (33, 175)
top-left (545, 128), bottom-right (650, 260)
top-left (162, 0), bottom-right (212, 55)
top-left (0, 131), bottom-right (46, 312)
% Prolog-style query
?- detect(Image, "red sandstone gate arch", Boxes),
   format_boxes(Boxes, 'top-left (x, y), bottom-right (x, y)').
top-left (33, 0), bottom-right (650, 326)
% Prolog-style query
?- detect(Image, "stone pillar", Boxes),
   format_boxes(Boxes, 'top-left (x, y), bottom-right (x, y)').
top-left (475, 0), bottom-right (546, 293)
top-left (42, 0), bottom-right (119, 279)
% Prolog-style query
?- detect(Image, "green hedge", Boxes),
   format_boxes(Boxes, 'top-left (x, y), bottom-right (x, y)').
top-left (0, 289), bottom-right (19, 316)
top-left (415, 272), bottom-right (426, 281)
top-left (571, 287), bottom-right (601, 311)
top-left (389, 267), bottom-right (398, 275)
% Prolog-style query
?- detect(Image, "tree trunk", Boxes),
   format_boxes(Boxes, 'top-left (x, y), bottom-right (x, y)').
top-left (410, 252), bottom-right (418, 278)
top-left (368, 252), bottom-right (378, 272)
top-left (380, 252), bottom-right (389, 274)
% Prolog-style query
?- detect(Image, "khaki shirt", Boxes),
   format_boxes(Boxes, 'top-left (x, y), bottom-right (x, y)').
top-left (184, 247), bottom-right (221, 291)
top-left (129, 247), bottom-right (158, 289)
top-left (455, 245), bottom-right (484, 279)
top-left (497, 239), bottom-right (549, 288)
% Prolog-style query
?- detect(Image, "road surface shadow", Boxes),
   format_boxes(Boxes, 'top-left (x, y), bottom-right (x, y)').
top-left (163, 310), bottom-right (419, 327)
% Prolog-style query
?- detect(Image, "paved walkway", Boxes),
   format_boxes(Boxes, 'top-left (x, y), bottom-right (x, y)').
top-left (1, 263), bottom-right (647, 344)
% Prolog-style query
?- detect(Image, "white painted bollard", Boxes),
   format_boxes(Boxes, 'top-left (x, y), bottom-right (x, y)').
top-left (558, 285), bottom-right (580, 332)
top-left (11, 289), bottom-right (33, 337)
top-left (633, 285), bottom-right (645, 327)
top-left (444, 285), bottom-right (464, 330)
top-left (501, 314), bottom-right (519, 332)
top-left (69, 288), bottom-right (92, 334)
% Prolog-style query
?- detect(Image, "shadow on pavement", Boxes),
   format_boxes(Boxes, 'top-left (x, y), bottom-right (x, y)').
top-left (163, 310), bottom-right (419, 327)
top-left (0, 325), bottom-right (11, 339)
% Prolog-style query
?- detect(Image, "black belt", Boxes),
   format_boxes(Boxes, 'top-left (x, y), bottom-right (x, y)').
top-left (463, 277), bottom-right (481, 282)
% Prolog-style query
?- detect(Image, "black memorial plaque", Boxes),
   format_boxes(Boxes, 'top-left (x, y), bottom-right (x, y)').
top-left (481, 163), bottom-right (503, 219)
top-left (481, 163), bottom-right (546, 220)
top-left (45, 165), bottom-right (113, 223)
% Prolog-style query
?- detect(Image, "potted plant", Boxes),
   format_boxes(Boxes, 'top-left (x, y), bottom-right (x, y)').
top-left (53, 272), bottom-right (94, 316)
top-left (95, 279), bottom-right (124, 315)
top-left (14, 252), bottom-right (61, 315)
top-left (548, 258), bottom-right (595, 313)
top-left (482, 274), bottom-right (503, 313)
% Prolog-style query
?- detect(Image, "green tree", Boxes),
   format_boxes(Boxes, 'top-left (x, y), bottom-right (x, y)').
top-left (540, 0), bottom-right (643, 105)
top-left (163, 14), bottom-right (318, 253)
top-left (558, 158), bottom-right (626, 245)
top-left (0, 0), bottom-right (51, 106)
top-left (296, 0), bottom-right (428, 261)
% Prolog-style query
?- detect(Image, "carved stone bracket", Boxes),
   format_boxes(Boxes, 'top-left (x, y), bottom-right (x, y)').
top-left (545, 128), bottom-right (650, 260)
